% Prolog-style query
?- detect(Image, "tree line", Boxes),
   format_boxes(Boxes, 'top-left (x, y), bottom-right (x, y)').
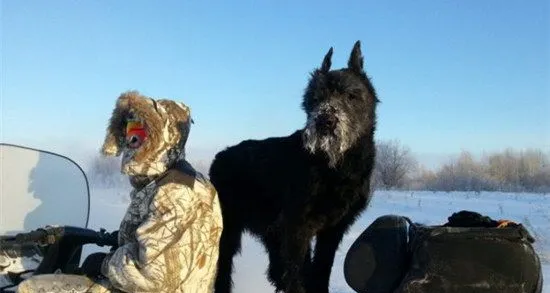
top-left (374, 139), bottom-right (550, 193)
top-left (85, 141), bottom-right (550, 194)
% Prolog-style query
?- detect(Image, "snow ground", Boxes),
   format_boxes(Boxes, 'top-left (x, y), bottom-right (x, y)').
top-left (83, 188), bottom-right (550, 293)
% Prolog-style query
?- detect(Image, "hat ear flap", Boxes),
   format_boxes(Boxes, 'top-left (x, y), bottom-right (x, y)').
top-left (101, 99), bottom-right (128, 156)
top-left (101, 133), bottom-right (121, 156)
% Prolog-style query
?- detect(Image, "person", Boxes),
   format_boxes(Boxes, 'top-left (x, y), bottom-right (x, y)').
top-left (17, 91), bottom-right (223, 293)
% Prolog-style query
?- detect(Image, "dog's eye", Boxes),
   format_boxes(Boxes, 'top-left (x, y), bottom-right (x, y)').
top-left (347, 89), bottom-right (363, 100)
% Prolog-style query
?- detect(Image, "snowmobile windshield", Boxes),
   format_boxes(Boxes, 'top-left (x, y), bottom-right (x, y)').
top-left (0, 144), bottom-right (90, 235)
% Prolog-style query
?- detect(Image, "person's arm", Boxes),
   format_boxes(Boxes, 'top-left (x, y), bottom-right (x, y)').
top-left (101, 183), bottom-right (196, 292)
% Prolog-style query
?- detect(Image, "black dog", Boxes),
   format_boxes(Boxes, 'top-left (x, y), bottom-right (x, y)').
top-left (210, 41), bottom-right (379, 293)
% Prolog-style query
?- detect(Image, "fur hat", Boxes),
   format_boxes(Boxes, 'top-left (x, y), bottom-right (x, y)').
top-left (101, 90), bottom-right (192, 177)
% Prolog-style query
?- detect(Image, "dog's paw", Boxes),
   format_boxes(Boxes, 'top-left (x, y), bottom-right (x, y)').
top-left (284, 279), bottom-right (307, 293)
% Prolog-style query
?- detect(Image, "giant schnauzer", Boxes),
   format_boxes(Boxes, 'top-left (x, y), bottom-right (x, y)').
top-left (210, 40), bottom-right (379, 293)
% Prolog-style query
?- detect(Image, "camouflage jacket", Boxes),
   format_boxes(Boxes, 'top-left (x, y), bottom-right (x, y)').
top-left (17, 164), bottom-right (223, 293)
top-left (101, 160), bottom-right (223, 293)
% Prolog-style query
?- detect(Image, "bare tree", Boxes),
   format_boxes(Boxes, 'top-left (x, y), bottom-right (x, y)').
top-left (484, 148), bottom-right (520, 190)
top-left (517, 149), bottom-right (550, 191)
top-left (374, 139), bottom-right (418, 189)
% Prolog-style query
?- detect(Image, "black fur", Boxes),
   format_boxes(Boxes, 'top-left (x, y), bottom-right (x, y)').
top-left (210, 41), bottom-right (379, 293)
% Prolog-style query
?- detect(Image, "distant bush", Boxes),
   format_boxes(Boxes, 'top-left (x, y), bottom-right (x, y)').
top-left (404, 148), bottom-right (550, 193)
top-left (418, 151), bottom-right (501, 192)
top-left (370, 138), bottom-right (550, 193)
top-left (484, 148), bottom-right (550, 193)
top-left (192, 160), bottom-right (212, 178)
top-left (86, 155), bottom-right (128, 188)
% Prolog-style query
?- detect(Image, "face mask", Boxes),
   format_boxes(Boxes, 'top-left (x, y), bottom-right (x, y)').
top-left (125, 114), bottom-right (147, 149)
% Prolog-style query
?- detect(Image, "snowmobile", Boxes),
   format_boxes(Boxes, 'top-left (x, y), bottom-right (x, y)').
top-left (343, 212), bottom-right (545, 293)
top-left (0, 143), bottom-right (118, 292)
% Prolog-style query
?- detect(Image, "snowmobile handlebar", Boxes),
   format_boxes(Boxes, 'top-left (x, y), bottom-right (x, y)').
top-left (56, 226), bottom-right (118, 247)
top-left (0, 226), bottom-right (118, 249)
top-left (13, 228), bottom-right (52, 245)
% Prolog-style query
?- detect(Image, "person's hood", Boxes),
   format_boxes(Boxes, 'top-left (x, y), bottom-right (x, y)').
top-left (101, 91), bottom-right (192, 179)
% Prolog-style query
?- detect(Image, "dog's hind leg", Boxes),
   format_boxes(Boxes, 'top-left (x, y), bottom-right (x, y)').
top-left (214, 218), bottom-right (243, 293)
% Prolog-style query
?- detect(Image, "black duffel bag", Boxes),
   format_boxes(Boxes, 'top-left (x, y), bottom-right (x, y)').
top-left (344, 210), bottom-right (544, 293)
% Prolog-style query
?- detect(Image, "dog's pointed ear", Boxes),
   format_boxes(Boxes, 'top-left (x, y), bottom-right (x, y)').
top-left (347, 40), bottom-right (364, 73)
top-left (320, 47), bottom-right (333, 73)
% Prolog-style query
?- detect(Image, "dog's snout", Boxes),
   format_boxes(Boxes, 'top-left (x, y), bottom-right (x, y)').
top-left (316, 113), bottom-right (337, 132)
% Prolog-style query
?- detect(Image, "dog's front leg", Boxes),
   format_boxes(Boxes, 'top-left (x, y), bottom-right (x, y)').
top-left (309, 214), bottom-right (357, 293)
top-left (280, 221), bottom-right (314, 293)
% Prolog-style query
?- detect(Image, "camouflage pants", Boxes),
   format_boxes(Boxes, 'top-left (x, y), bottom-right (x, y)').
top-left (16, 274), bottom-right (120, 293)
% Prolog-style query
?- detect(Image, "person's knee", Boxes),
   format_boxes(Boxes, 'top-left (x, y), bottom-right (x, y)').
top-left (15, 274), bottom-right (102, 293)
top-left (81, 252), bottom-right (109, 278)
top-left (15, 275), bottom-right (54, 293)
top-left (15, 278), bottom-right (33, 293)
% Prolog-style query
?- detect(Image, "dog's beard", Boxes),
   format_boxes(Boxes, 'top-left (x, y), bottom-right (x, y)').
top-left (303, 107), bottom-right (355, 168)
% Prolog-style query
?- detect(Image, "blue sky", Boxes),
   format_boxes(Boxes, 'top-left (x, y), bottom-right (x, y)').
top-left (2, 0), bottom-right (549, 168)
